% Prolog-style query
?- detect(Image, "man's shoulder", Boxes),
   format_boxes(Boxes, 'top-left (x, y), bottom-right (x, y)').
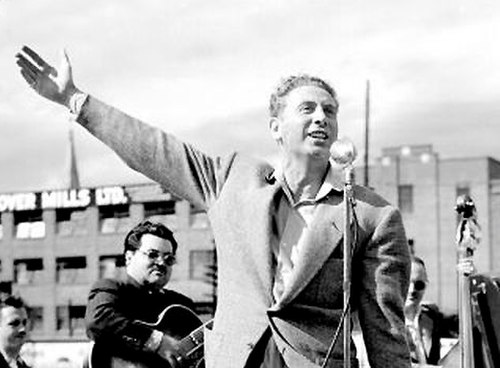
top-left (162, 289), bottom-right (196, 309)
top-left (421, 302), bottom-right (442, 318)
top-left (229, 153), bottom-right (274, 175)
top-left (352, 184), bottom-right (403, 226)
top-left (354, 184), bottom-right (392, 208)
top-left (90, 276), bottom-right (132, 292)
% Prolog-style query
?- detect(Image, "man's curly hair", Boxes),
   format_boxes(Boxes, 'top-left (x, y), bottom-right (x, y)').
top-left (269, 74), bottom-right (337, 118)
top-left (123, 220), bottom-right (178, 254)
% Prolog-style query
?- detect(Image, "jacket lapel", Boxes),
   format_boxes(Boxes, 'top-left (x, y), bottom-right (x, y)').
top-left (272, 201), bottom-right (344, 309)
top-left (251, 172), bottom-right (282, 302)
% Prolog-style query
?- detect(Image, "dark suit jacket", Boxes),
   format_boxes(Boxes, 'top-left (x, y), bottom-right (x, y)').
top-left (0, 353), bottom-right (30, 368)
top-left (85, 275), bottom-right (194, 360)
top-left (419, 303), bottom-right (442, 365)
top-left (77, 96), bottom-right (411, 368)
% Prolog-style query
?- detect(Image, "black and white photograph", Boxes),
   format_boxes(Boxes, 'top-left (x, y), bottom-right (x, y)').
top-left (1, 1), bottom-right (500, 367)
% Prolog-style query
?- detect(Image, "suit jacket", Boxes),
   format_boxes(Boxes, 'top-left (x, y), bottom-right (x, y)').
top-left (0, 353), bottom-right (30, 368)
top-left (419, 303), bottom-right (442, 365)
top-left (85, 275), bottom-right (194, 360)
top-left (77, 96), bottom-right (411, 368)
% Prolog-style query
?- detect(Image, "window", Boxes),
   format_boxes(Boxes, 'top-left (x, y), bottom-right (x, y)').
top-left (189, 250), bottom-right (216, 281)
top-left (56, 257), bottom-right (87, 284)
top-left (0, 281), bottom-right (11, 295)
top-left (398, 185), bottom-right (414, 213)
top-left (98, 204), bottom-right (131, 233)
top-left (99, 255), bottom-right (125, 279)
top-left (56, 207), bottom-right (89, 236)
top-left (14, 258), bottom-right (44, 285)
top-left (144, 200), bottom-right (176, 229)
top-left (190, 205), bottom-right (209, 229)
top-left (14, 209), bottom-right (45, 239)
top-left (56, 305), bottom-right (86, 334)
top-left (28, 306), bottom-right (44, 333)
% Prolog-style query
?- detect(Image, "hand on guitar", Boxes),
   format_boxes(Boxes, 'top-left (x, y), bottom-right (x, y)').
top-left (157, 334), bottom-right (182, 368)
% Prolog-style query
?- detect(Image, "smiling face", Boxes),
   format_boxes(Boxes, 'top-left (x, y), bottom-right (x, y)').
top-left (125, 233), bottom-right (174, 289)
top-left (0, 306), bottom-right (28, 355)
top-left (269, 85), bottom-right (338, 161)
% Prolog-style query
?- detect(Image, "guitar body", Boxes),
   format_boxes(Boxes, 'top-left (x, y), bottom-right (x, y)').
top-left (89, 304), bottom-right (209, 368)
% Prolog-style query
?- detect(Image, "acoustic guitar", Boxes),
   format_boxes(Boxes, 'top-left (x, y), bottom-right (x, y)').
top-left (87, 304), bottom-right (213, 368)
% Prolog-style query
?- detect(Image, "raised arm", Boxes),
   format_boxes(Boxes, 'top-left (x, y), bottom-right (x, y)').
top-left (15, 46), bottom-right (230, 210)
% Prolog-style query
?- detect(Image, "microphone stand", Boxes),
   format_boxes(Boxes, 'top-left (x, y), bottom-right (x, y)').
top-left (325, 137), bottom-right (358, 368)
top-left (343, 162), bottom-right (356, 368)
top-left (455, 195), bottom-right (479, 368)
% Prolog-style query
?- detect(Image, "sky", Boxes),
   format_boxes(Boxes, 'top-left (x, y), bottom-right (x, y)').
top-left (1, 0), bottom-right (500, 193)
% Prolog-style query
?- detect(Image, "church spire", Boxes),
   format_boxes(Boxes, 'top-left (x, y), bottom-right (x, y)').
top-left (68, 122), bottom-right (80, 189)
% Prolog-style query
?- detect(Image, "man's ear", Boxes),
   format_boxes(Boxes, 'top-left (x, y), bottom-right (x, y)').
top-left (269, 117), bottom-right (281, 142)
top-left (124, 250), bottom-right (134, 266)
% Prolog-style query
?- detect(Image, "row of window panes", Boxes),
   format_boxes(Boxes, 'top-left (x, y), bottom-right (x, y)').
top-left (12, 256), bottom-right (125, 284)
top-left (397, 184), bottom-right (470, 214)
top-left (28, 305), bottom-right (86, 333)
top-left (0, 201), bottom-right (209, 240)
top-left (10, 250), bottom-right (216, 285)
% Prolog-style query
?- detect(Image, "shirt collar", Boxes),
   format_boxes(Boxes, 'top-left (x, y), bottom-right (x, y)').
top-left (270, 160), bottom-right (344, 204)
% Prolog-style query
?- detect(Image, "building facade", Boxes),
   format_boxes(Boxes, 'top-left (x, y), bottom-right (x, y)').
top-left (0, 183), bottom-right (215, 341)
top-left (2, 144), bottom-right (499, 340)
top-left (366, 144), bottom-right (500, 313)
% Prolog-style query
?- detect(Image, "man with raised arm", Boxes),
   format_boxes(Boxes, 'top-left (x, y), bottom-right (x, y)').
top-left (16, 46), bottom-right (411, 368)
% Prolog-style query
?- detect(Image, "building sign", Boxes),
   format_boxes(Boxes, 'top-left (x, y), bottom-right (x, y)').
top-left (0, 186), bottom-right (129, 213)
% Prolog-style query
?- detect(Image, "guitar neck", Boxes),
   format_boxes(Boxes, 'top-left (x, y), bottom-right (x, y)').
top-left (176, 320), bottom-right (213, 358)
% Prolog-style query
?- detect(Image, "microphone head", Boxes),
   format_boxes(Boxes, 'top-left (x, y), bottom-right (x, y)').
top-left (330, 137), bottom-right (357, 166)
top-left (455, 194), bottom-right (475, 218)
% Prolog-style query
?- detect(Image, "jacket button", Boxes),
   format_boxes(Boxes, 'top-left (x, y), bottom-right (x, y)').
top-left (247, 343), bottom-right (255, 350)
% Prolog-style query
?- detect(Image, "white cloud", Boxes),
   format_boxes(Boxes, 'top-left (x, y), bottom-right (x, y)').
top-left (1, 0), bottom-right (500, 191)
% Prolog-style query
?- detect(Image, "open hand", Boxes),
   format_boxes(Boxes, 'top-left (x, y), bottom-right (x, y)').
top-left (15, 45), bottom-right (78, 107)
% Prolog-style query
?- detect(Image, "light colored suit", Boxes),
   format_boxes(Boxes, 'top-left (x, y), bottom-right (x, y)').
top-left (76, 96), bottom-right (411, 368)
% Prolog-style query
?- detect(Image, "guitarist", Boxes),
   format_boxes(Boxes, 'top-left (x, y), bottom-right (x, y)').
top-left (85, 220), bottom-right (195, 368)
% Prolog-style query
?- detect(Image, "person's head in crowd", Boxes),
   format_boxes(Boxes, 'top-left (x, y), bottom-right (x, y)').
top-left (0, 295), bottom-right (29, 359)
top-left (405, 256), bottom-right (428, 313)
top-left (268, 74), bottom-right (339, 162)
top-left (123, 220), bottom-right (178, 289)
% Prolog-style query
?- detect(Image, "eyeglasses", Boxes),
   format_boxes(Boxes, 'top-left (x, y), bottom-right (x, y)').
top-left (136, 249), bottom-right (177, 266)
top-left (412, 280), bottom-right (427, 291)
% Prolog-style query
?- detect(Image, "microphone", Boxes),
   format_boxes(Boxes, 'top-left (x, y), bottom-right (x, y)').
top-left (330, 137), bottom-right (357, 167)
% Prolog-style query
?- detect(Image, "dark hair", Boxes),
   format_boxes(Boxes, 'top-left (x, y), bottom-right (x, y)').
top-left (269, 74), bottom-right (338, 117)
top-left (0, 295), bottom-right (26, 311)
top-left (123, 220), bottom-right (178, 254)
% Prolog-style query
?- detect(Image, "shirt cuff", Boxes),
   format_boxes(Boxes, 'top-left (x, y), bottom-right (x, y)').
top-left (144, 329), bottom-right (164, 353)
top-left (68, 91), bottom-right (89, 115)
